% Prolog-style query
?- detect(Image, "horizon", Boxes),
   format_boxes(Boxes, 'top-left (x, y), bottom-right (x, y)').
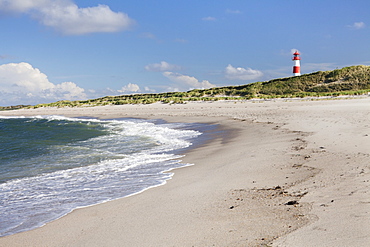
top-left (1, 0), bottom-right (369, 106)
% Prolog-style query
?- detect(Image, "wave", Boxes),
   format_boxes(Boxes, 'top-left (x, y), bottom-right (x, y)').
top-left (0, 116), bottom-right (202, 237)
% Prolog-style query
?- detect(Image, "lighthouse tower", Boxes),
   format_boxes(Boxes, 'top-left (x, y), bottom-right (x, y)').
top-left (292, 51), bottom-right (301, 76)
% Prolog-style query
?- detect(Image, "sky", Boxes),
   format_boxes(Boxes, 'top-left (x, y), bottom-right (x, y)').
top-left (0, 0), bottom-right (369, 106)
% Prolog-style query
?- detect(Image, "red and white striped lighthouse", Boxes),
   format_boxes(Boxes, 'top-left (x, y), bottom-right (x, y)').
top-left (292, 51), bottom-right (301, 76)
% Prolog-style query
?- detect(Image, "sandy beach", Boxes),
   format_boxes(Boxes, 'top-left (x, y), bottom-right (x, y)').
top-left (0, 97), bottom-right (369, 246)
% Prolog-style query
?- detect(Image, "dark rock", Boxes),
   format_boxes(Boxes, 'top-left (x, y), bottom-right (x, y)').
top-left (285, 200), bottom-right (299, 205)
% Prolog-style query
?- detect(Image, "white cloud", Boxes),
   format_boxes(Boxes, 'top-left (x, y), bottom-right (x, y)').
top-left (0, 62), bottom-right (53, 92)
top-left (145, 61), bottom-right (182, 72)
top-left (52, 81), bottom-right (86, 98)
top-left (163, 72), bottom-right (215, 89)
top-left (0, 0), bottom-right (49, 12)
top-left (39, 4), bottom-right (134, 35)
top-left (225, 64), bottom-right (263, 80)
top-left (0, 0), bottom-right (135, 35)
top-left (347, 22), bottom-right (366, 30)
top-left (117, 83), bottom-right (140, 93)
top-left (0, 62), bottom-right (86, 105)
top-left (92, 84), bottom-right (155, 97)
top-left (202, 16), bottom-right (216, 21)
top-left (144, 86), bottom-right (155, 92)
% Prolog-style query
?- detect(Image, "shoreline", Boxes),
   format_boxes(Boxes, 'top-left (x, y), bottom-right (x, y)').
top-left (0, 116), bottom-right (211, 238)
top-left (0, 98), bottom-right (369, 246)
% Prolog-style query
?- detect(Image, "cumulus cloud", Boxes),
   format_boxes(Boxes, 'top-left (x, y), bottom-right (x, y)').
top-left (0, 0), bottom-right (135, 35)
top-left (225, 64), bottom-right (263, 80)
top-left (347, 22), bottom-right (366, 30)
top-left (145, 61), bottom-right (181, 72)
top-left (145, 61), bottom-right (182, 72)
top-left (52, 81), bottom-right (85, 99)
top-left (163, 72), bottom-right (215, 89)
top-left (93, 84), bottom-right (156, 97)
top-left (0, 62), bottom-right (86, 105)
top-left (0, 62), bottom-right (54, 93)
top-left (117, 83), bottom-right (140, 93)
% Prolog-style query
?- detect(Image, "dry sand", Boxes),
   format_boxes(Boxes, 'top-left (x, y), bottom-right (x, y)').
top-left (0, 97), bottom-right (369, 246)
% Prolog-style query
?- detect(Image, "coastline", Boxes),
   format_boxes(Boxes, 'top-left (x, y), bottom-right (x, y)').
top-left (0, 98), bottom-right (369, 246)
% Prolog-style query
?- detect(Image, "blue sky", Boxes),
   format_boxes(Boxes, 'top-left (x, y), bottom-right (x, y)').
top-left (0, 0), bottom-right (369, 106)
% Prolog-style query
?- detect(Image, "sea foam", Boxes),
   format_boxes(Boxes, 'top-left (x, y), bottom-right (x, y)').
top-left (0, 116), bottom-right (202, 237)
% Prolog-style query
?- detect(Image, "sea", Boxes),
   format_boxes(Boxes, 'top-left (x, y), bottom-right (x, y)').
top-left (0, 115), bottom-right (211, 237)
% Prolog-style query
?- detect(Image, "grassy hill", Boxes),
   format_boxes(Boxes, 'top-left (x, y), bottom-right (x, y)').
top-left (8, 65), bottom-right (370, 109)
top-left (0, 105), bottom-right (32, 111)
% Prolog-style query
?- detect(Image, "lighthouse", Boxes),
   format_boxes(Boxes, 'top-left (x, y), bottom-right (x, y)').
top-left (292, 51), bottom-right (301, 76)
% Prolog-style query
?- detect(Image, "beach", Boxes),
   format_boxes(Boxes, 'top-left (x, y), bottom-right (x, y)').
top-left (0, 97), bottom-right (369, 246)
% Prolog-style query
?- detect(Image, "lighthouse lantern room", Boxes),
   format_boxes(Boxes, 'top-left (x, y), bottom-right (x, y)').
top-left (292, 51), bottom-right (301, 76)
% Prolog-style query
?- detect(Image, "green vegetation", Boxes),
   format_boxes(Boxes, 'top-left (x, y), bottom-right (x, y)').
top-left (0, 105), bottom-right (31, 111)
top-left (18, 65), bottom-right (370, 109)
